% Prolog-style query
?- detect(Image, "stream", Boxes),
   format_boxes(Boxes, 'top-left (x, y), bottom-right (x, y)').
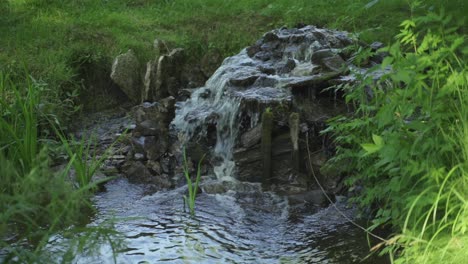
top-left (46, 178), bottom-right (386, 263)
top-left (42, 26), bottom-right (391, 263)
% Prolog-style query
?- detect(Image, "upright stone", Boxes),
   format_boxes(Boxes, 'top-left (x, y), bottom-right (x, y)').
top-left (155, 48), bottom-right (185, 99)
top-left (143, 60), bottom-right (158, 101)
top-left (110, 49), bottom-right (142, 104)
top-left (289, 113), bottom-right (300, 173)
top-left (261, 109), bottom-right (273, 184)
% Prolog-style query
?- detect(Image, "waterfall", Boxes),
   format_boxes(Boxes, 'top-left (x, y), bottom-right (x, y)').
top-left (172, 50), bottom-right (259, 180)
top-left (172, 26), bottom-right (355, 181)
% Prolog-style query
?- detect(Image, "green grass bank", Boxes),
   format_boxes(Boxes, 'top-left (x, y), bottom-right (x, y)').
top-left (1, 0), bottom-right (465, 108)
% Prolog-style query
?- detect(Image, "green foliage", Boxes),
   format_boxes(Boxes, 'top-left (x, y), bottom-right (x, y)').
top-left (0, 73), bottom-right (39, 173)
top-left (0, 73), bottom-right (122, 261)
top-left (324, 7), bottom-right (467, 263)
top-left (55, 131), bottom-right (114, 189)
top-left (182, 148), bottom-right (206, 215)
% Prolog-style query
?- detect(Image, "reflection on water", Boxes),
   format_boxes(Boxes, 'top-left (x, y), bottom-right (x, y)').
top-left (63, 178), bottom-right (386, 264)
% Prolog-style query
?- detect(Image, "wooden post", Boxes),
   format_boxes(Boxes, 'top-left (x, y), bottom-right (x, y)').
top-left (289, 112), bottom-right (300, 173)
top-left (261, 109), bottom-right (273, 184)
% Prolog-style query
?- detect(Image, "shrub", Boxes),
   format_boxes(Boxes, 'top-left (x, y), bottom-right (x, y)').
top-left (324, 7), bottom-right (467, 263)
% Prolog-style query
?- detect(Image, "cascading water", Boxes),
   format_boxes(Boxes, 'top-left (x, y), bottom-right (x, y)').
top-left (172, 50), bottom-right (261, 179)
top-left (172, 26), bottom-right (357, 181)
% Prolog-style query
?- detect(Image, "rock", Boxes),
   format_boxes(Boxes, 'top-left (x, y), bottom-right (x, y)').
top-left (229, 75), bottom-right (259, 87)
top-left (143, 60), bottom-right (158, 101)
top-left (370, 41), bottom-right (384, 51)
top-left (122, 161), bottom-right (152, 183)
top-left (235, 133), bottom-right (296, 183)
top-left (134, 153), bottom-right (145, 160)
top-left (155, 48), bottom-right (185, 99)
top-left (110, 49), bottom-right (142, 103)
top-left (147, 160), bottom-right (162, 175)
top-left (241, 125), bottom-right (261, 148)
top-left (288, 190), bottom-right (331, 206)
top-left (322, 55), bottom-right (347, 73)
top-left (133, 97), bottom-right (175, 131)
top-left (143, 136), bottom-right (168, 161)
top-left (311, 49), bottom-right (347, 72)
top-left (198, 88), bottom-right (211, 99)
top-left (178, 88), bottom-right (194, 101)
top-left (201, 181), bottom-right (229, 194)
top-left (263, 32), bottom-right (279, 42)
top-left (370, 42), bottom-right (388, 64)
top-left (278, 59), bottom-right (296, 74)
top-left (201, 180), bottom-right (260, 194)
top-left (246, 40), bottom-right (262, 57)
top-left (133, 119), bottom-right (160, 136)
top-left (286, 72), bottom-right (340, 90)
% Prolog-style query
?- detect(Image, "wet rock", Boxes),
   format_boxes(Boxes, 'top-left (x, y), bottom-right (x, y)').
top-left (201, 180), bottom-right (229, 194)
top-left (287, 72), bottom-right (340, 90)
top-left (122, 161), bottom-right (152, 183)
top-left (133, 119), bottom-right (159, 136)
top-left (258, 65), bottom-right (276, 75)
top-left (235, 133), bottom-right (295, 183)
top-left (199, 88), bottom-right (211, 99)
top-left (147, 160), bottom-right (162, 175)
top-left (160, 156), bottom-right (172, 174)
top-left (133, 97), bottom-right (175, 130)
top-left (241, 124), bottom-right (261, 148)
top-left (322, 55), bottom-right (347, 73)
top-left (144, 136), bottom-right (167, 160)
top-left (178, 88), bottom-right (194, 101)
top-left (110, 49), bottom-right (142, 103)
top-left (246, 44), bottom-right (261, 57)
top-left (201, 180), bottom-right (260, 194)
top-left (311, 49), bottom-right (347, 73)
top-left (185, 142), bottom-right (208, 163)
top-left (229, 75), bottom-right (259, 87)
top-left (278, 59), bottom-right (296, 74)
top-left (288, 190), bottom-right (331, 206)
top-left (263, 32), bottom-right (279, 42)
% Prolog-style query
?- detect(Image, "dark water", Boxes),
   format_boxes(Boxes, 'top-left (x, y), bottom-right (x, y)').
top-left (51, 178), bottom-right (387, 264)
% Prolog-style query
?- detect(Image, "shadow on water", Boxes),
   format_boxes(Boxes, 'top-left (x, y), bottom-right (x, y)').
top-left (58, 178), bottom-right (389, 264)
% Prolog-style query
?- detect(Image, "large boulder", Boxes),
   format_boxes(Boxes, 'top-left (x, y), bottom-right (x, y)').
top-left (110, 49), bottom-right (143, 103)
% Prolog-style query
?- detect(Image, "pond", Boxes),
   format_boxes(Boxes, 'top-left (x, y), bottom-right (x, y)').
top-left (56, 178), bottom-right (387, 264)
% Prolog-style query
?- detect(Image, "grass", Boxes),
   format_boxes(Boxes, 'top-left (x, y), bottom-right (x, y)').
top-left (182, 148), bottom-right (206, 215)
top-left (1, 0), bottom-right (466, 112)
top-left (55, 128), bottom-right (118, 189)
top-left (0, 72), bottom-right (123, 262)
